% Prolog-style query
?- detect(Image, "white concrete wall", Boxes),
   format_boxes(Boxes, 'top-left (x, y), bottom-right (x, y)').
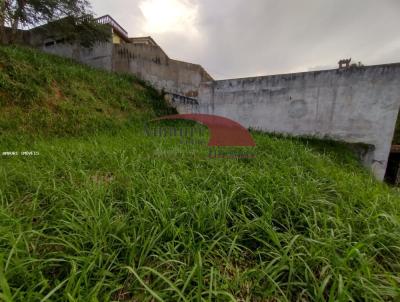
top-left (194, 65), bottom-right (400, 180)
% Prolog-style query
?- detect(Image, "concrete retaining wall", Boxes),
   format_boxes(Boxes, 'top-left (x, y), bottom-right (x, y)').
top-left (37, 41), bottom-right (212, 97)
top-left (112, 44), bottom-right (212, 96)
top-left (40, 42), bottom-right (113, 71)
top-left (192, 65), bottom-right (400, 180)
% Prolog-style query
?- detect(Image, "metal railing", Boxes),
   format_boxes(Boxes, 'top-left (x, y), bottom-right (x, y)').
top-left (168, 93), bottom-right (199, 106)
top-left (96, 15), bottom-right (129, 40)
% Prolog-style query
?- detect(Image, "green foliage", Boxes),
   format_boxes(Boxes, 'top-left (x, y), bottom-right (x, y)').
top-left (3, 0), bottom-right (92, 26)
top-left (36, 15), bottom-right (111, 48)
top-left (0, 129), bottom-right (399, 301)
top-left (0, 45), bottom-right (399, 301)
top-left (0, 45), bottom-right (175, 137)
top-left (1, 0), bottom-right (108, 45)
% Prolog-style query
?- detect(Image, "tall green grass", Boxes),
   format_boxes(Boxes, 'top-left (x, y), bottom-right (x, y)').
top-left (0, 45), bottom-right (400, 301)
top-left (0, 45), bottom-right (174, 138)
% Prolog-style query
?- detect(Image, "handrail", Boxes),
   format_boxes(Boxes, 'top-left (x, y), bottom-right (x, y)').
top-left (96, 15), bottom-right (129, 38)
top-left (168, 93), bottom-right (199, 105)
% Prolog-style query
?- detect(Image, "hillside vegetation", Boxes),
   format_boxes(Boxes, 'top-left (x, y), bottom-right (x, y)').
top-left (0, 45), bottom-right (400, 301)
top-left (0, 45), bottom-right (173, 138)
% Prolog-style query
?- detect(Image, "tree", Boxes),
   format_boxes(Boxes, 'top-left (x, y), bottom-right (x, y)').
top-left (0, 0), bottom-right (7, 42)
top-left (0, 0), bottom-right (110, 46)
top-left (36, 14), bottom-right (111, 48)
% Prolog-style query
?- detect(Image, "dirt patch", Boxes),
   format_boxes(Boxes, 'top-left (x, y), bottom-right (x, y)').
top-left (133, 82), bottom-right (146, 92)
top-left (90, 172), bottom-right (115, 185)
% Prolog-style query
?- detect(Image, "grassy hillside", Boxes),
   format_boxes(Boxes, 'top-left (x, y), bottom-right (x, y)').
top-left (0, 45), bottom-right (174, 138)
top-left (0, 46), bottom-right (400, 301)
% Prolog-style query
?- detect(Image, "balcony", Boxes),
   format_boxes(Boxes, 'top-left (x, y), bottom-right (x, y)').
top-left (96, 15), bottom-right (129, 42)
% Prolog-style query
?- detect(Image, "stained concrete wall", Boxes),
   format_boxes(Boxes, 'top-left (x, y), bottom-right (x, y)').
top-left (193, 65), bottom-right (400, 180)
top-left (9, 21), bottom-right (212, 96)
top-left (36, 40), bottom-right (212, 97)
top-left (112, 43), bottom-right (213, 96)
top-left (40, 42), bottom-right (113, 71)
top-left (1, 28), bottom-right (31, 45)
top-left (25, 20), bottom-right (213, 96)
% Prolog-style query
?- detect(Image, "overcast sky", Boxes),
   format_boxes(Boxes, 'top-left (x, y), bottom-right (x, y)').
top-left (90, 0), bottom-right (400, 80)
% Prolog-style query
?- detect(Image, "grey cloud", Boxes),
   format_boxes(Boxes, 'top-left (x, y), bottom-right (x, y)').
top-left (91, 0), bottom-right (400, 79)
